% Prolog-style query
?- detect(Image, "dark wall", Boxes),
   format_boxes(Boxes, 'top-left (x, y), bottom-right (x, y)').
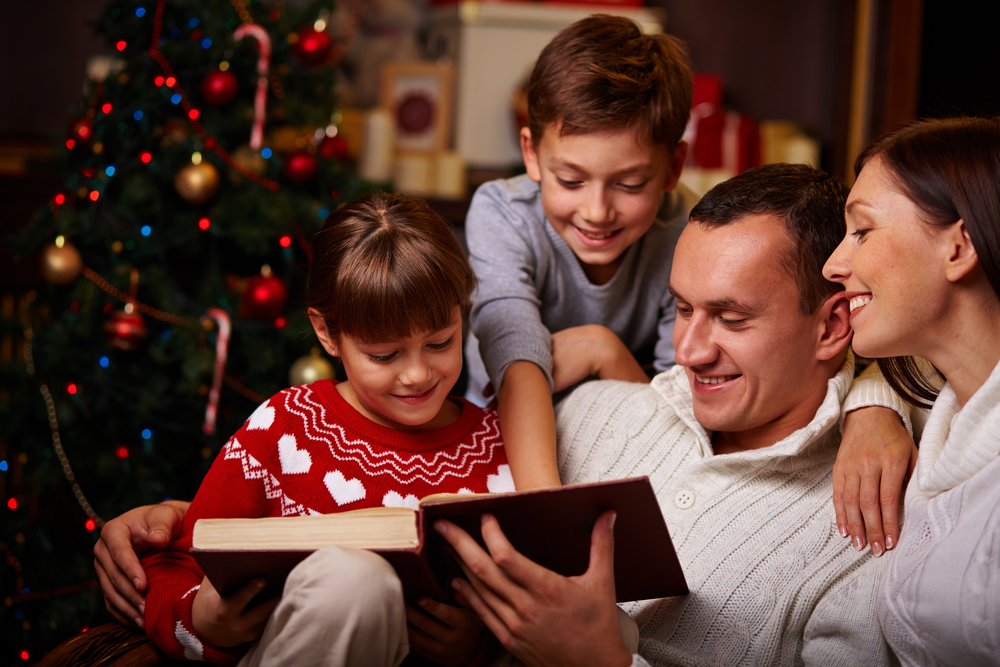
top-left (0, 0), bottom-right (109, 141)
top-left (649, 0), bottom-right (849, 166)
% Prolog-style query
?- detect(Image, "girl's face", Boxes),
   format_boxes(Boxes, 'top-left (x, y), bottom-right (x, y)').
top-left (822, 158), bottom-right (951, 359)
top-left (312, 306), bottom-right (464, 431)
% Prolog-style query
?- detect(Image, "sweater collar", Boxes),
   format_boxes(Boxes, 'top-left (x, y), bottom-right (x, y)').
top-left (650, 351), bottom-right (856, 461)
top-left (917, 356), bottom-right (1000, 495)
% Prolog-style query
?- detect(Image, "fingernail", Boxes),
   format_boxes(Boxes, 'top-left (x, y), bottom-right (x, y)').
top-left (451, 578), bottom-right (462, 591)
top-left (133, 577), bottom-right (141, 588)
top-left (138, 602), bottom-right (145, 616)
top-left (871, 541), bottom-right (884, 557)
top-left (134, 617), bottom-right (144, 629)
top-left (607, 511), bottom-right (617, 529)
top-left (838, 524), bottom-right (849, 538)
top-left (418, 598), bottom-right (430, 608)
top-left (852, 536), bottom-right (863, 551)
top-left (480, 513), bottom-right (494, 525)
top-left (885, 535), bottom-right (894, 550)
top-left (434, 520), bottom-right (447, 535)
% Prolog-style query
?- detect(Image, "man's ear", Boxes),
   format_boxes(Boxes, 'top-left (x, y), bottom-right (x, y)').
top-left (662, 140), bottom-right (689, 192)
top-left (815, 292), bottom-right (853, 361)
top-left (943, 219), bottom-right (979, 283)
top-left (520, 126), bottom-right (542, 183)
top-left (307, 308), bottom-right (340, 358)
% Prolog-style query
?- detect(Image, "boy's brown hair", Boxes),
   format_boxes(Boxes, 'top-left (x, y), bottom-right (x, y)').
top-left (306, 192), bottom-right (476, 344)
top-left (527, 14), bottom-right (693, 149)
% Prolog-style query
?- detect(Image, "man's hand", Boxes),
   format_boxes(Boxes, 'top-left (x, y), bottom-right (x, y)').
top-left (93, 500), bottom-right (190, 628)
top-left (551, 325), bottom-right (648, 393)
top-left (191, 576), bottom-right (279, 648)
top-left (835, 407), bottom-right (918, 556)
top-left (406, 595), bottom-right (493, 667)
top-left (434, 511), bottom-right (632, 667)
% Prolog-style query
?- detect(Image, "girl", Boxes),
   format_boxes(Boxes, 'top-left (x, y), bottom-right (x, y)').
top-left (823, 117), bottom-right (1000, 665)
top-left (142, 192), bottom-right (513, 665)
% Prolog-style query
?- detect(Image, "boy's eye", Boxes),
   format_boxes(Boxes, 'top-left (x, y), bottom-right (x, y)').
top-left (556, 177), bottom-right (582, 188)
top-left (619, 182), bottom-right (646, 192)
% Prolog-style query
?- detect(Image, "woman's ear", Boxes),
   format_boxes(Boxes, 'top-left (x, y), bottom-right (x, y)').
top-left (307, 309), bottom-right (339, 357)
top-left (815, 292), bottom-right (853, 361)
top-left (944, 219), bottom-right (980, 283)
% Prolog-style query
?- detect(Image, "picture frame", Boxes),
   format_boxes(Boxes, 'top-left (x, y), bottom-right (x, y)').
top-left (379, 60), bottom-right (454, 153)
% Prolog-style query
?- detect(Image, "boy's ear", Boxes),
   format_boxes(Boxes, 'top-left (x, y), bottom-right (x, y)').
top-left (662, 140), bottom-right (689, 193)
top-left (814, 292), bottom-right (853, 361)
top-left (307, 308), bottom-right (340, 357)
top-left (520, 126), bottom-right (542, 183)
top-left (943, 219), bottom-right (979, 283)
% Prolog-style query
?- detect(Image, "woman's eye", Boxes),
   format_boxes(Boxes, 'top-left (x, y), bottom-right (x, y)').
top-left (850, 228), bottom-right (870, 240)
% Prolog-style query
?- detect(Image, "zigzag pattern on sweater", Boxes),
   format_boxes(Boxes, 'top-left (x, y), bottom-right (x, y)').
top-left (223, 437), bottom-right (318, 516)
top-left (279, 384), bottom-right (505, 485)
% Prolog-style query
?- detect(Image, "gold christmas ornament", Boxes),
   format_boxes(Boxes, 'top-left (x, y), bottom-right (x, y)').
top-left (289, 349), bottom-right (335, 386)
top-left (174, 162), bottom-right (220, 204)
top-left (228, 145), bottom-right (267, 185)
top-left (40, 238), bottom-right (83, 285)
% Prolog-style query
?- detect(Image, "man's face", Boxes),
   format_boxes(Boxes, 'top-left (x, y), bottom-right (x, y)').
top-left (521, 124), bottom-right (685, 285)
top-left (669, 215), bottom-right (828, 449)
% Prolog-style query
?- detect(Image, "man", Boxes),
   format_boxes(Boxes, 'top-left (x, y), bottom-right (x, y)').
top-left (437, 163), bottom-right (894, 666)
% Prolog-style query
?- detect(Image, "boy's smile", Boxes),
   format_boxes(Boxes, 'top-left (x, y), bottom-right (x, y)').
top-left (521, 124), bottom-right (686, 285)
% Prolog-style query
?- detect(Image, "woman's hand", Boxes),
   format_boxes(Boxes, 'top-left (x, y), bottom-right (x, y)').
top-left (835, 407), bottom-right (918, 555)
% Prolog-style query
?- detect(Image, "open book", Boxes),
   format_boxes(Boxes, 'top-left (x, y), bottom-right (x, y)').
top-left (192, 476), bottom-right (687, 603)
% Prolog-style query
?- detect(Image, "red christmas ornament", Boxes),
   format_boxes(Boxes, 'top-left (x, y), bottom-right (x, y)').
top-left (200, 70), bottom-right (239, 105)
top-left (319, 135), bottom-right (349, 162)
top-left (292, 26), bottom-right (332, 65)
top-left (70, 117), bottom-right (94, 145)
top-left (105, 308), bottom-right (149, 351)
top-left (284, 151), bottom-right (318, 183)
top-left (241, 268), bottom-right (288, 320)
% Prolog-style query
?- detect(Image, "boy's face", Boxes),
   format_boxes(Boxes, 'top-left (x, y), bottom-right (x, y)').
top-left (521, 124), bottom-right (686, 284)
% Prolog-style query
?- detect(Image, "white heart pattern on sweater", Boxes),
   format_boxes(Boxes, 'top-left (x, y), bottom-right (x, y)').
top-left (382, 491), bottom-right (420, 509)
top-left (487, 464), bottom-right (515, 493)
top-left (324, 470), bottom-right (366, 506)
top-left (278, 433), bottom-right (312, 475)
top-left (247, 401), bottom-right (275, 431)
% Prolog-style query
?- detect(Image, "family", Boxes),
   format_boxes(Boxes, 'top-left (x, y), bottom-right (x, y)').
top-left (90, 14), bottom-right (1000, 667)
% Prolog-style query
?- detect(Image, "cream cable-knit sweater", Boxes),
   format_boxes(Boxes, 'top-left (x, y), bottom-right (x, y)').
top-left (877, 358), bottom-right (1000, 666)
top-left (555, 354), bottom-right (893, 667)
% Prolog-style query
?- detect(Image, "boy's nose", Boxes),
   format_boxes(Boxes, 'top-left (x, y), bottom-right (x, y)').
top-left (581, 187), bottom-right (612, 224)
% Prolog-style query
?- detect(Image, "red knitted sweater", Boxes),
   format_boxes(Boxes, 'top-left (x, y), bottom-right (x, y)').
top-left (142, 380), bottom-right (509, 663)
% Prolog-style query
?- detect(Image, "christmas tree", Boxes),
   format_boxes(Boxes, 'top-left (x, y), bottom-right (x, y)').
top-left (2, 0), bottom-right (375, 660)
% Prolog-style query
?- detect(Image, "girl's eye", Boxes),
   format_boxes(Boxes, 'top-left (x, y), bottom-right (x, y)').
top-left (428, 336), bottom-right (454, 351)
top-left (367, 352), bottom-right (397, 363)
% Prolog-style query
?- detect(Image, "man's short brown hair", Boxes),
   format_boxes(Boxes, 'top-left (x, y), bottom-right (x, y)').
top-left (527, 14), bottom-right (693, 150)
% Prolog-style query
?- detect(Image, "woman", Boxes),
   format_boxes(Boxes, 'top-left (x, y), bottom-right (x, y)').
top-left (823, 116), bottom-right (1000, 666)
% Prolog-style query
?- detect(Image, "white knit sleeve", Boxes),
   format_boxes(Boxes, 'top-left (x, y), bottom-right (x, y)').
top-left (840, 360), bottom-right (914, 436)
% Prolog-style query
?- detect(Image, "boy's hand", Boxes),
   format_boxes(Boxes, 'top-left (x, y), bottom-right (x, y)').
top-left (835, 406), bottom-right (917, 556)
top-left (551, 325), bottom-right (647, 393)
top-left (94, 500), bottom-right (191, 628)
top-left (406, 595), bottom-right (493, 667)
top-left (191, 576), bottom-right (279, 649)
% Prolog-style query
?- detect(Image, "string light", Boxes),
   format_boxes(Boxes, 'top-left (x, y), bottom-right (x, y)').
top-left (66, 383), bottom-right (77, 395)
top-left (279, 235), bottom-right (291, 248)
top-left (140, 151), bottom-right (152, 163)
top-left (133, 110), bottom-right (143, 120)
top-left (115, 446), bottom-right (129, 459)
top-left (116, 40), bottom-right (127, 51)
top-left (84, 519), bottom-right (96, 531)
top-left (165, 76), bottom-right (176, 87)
top-left (65, 139), bottom-right (75, 150)
top-left (105, 166), bottom-right (115, 176)
top-left (7, 497), bottom-right (17, 510)
top-left (89, 191), bottom-right (99, 202)
top-left (198, 217), bottom-right (210, 230)
top-left (54, 194), bottom-right (65, 205)
top-left (154, 75), bottom-right (165, 86)
top-left (261, 148), bottom-right (272, 158)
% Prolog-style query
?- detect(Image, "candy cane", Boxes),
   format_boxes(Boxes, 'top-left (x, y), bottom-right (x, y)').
top-left (234, 24), bottom-right (272, 150)
top-left (201, 307), bottom-right (232, 435)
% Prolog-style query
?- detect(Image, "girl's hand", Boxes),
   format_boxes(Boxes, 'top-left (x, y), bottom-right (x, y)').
top-left (406, 595), bottom-right (492, 667)
top-left (191, 576), bottom-right (279, 649)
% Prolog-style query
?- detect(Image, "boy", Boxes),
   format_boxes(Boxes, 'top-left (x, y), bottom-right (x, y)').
top-left (464, 15), bottom-right (695, 489)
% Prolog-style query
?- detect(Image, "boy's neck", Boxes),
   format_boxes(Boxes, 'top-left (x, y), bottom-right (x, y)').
top-left (580, 255), bottom-right (624, 285)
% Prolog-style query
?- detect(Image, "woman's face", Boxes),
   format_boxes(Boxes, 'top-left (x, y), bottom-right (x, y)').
top-left (823, 158), bottom-right (952, 359)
